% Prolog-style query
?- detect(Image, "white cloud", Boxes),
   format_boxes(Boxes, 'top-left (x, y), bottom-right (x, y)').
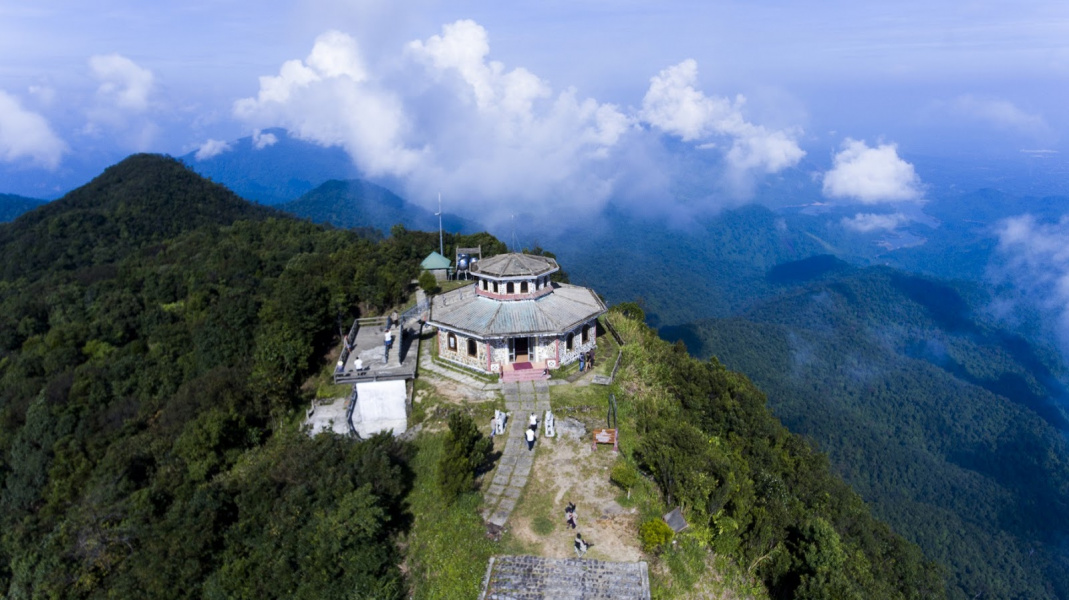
top-left (951, 95), bottom-right (1047, 136)
top-left (234, 21), bottom-right (808, 222)
top-left (252, 129), bottom-right (278, 149)
top-left (992, 214), bottom-right (1069, 353)
top-left (822, 139), bottom-right (922, 204)
top-left (639, 59), bottom-right (804, 175)
top-left (195, 138), bottom-right (231, 161)
top-left (0, 89), bottom-right (66, 168)
top-left (841, 212), bottom-right (909, 232)
top-left (235, 29), bottom-right (420, 176)
top-left (89, 54), bottom-right (154, 112)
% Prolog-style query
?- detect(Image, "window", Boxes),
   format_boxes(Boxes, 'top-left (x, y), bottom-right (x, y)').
top-left (582, 324), bottom-right (589, 344)
top-left (447, 332), bottom-right (457, 350)
top-left (507, 282), bottom-right (515, 294)
top-left (467, 338), bottom-right (478, 357)
top-left (521, 281), bottom-right (529, 293)
top-left (493, 281), bottom-right (499, 293)
top-left (481, 279), bottom-right (487, 290)
top-left (566, 332), bottom-right (574, 351)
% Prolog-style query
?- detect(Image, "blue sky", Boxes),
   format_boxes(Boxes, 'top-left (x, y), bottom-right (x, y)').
top-left (1, 0), bottom-right (1066, 205)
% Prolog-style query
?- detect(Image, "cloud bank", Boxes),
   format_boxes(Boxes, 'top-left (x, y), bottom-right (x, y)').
top-left (0, 90), bottom-right (66, 168)
top-left (841, 212), bottom-right (909, 232)
top-left (951, 95), bottom-right (1048, 136)
top-left (233, 21), bottom-right (806, 222)
top-left (992, 214), bottom-right (1069, 352)
top-left (195, 139), bottom-right (231, 161)
top-left (822, 139), bottom-right (923, 204)
top-left (640, 59), bottom-right (805, 175)
top-left (86, 54), bottom-right (160, 151)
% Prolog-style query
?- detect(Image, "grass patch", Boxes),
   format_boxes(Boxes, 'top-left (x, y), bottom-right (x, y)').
top-left (403, 434), bottom-right (497, 600)
top-left (532, 514), bottom-right (555, 535)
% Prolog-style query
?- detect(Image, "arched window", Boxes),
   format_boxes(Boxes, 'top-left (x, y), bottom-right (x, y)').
top-left (582, 324), bottom-right (589, 344)
top-left (566, 332), bottom-right (574, 351)
top-left (481, 279), bottom-right (487, 290)
top-left (521, 281), bottom-right (529, 293)
top-left (493, 281), bottom-right (499, 293)
top-left (447, 332), bottom-right (457, 351)
top-left (507, 282), bottom-right (515, 294)
top-left (467, 338), bottom-right (478, 357)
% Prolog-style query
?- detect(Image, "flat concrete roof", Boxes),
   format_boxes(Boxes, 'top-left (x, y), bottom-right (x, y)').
top-left (353, 380), bottom-right (408, 438)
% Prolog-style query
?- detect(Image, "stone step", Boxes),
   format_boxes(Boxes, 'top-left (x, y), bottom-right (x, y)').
top-left (480, 555), bottom-right (650, 600)
top-left (502, 369), bottom-right (551, 383)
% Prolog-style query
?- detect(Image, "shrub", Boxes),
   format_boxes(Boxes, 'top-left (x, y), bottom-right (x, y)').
top-left (610, 460), bottom-right (639, 499)
top-left (639, 518), bottom-right (675, 554)
top-left (418, 271), bottom-right (440, 295)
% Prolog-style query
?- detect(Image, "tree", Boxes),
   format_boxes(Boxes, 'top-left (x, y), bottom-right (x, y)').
top-left (437, 412), bottom-right (492, 503)
top-left (418, 271), bottom-right (439, 295)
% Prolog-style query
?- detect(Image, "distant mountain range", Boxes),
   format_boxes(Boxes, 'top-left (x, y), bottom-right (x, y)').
top-left (279, 179), bottom-right (479, 235)
top-left (661, 261), bottom-right (1069, 598)
top-left (179, 128), bottom-right (361, 205)
top-left (0, 194), bottom-right (45, 223)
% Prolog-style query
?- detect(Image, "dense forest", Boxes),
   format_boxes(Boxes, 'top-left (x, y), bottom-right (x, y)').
top-left (0, 155), bottom-right (499, 597)
top-left (663, 261), bottom-right (1069, 598)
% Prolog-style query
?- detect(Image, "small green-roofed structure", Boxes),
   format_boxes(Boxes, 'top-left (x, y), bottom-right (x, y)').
top-left (421, 251), bottom-right (452, 281)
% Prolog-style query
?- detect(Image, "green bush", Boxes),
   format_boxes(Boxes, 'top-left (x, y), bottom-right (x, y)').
top-left (610, 460), bottom-right (639, 498)
top-left (639, 518), bottom-right (675, 554)
top-left (418, 271), bottom-right (440, 295)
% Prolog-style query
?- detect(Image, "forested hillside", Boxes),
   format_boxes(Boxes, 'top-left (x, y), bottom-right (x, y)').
top-left (555, 203), bottom-right (828, 326)
top-left (663, 263), bottom-right (1069, 598)
top-left (0, 155), bottom-right (489, 597)
top-left (609, 307), bottom-right (944, 598)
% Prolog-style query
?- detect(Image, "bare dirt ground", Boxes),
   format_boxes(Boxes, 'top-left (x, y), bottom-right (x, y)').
top-left (507, 434), bottom-right (644, 562)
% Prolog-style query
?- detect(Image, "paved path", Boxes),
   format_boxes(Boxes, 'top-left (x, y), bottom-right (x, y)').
top-left (483, 380), bottom-right (551, 527)
top-left (479, 555), bottom-right (650, 600)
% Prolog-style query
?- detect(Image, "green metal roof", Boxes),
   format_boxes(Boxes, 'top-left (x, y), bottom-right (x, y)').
top-left (421, 251), bottom-right (452, 270)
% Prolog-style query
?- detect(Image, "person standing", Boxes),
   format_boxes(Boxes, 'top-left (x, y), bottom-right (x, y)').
top-left (525, 426), bottom-right (535, 451)
top-left (383, 328), bottom-right (393, 363)
top-left (579, 352), bottom-right (586, 372)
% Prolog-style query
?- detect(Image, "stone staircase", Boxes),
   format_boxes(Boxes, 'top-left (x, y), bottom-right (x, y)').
top-left (479, 555), bottom-right (650, 600)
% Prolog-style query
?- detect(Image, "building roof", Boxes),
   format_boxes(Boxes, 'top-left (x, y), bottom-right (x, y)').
top-left (428, 282), bottom-right (606, 338)
top-left (470, 253), bottom-right (558, 278)
top-left (420, 251), bottom-right (452, 270)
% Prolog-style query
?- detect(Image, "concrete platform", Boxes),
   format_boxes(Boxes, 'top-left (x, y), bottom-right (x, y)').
top-left (303, 397), bottom-right (352, 436)
top-left (479, 555), bottom-right (650, 600)
top-left (335, 316), bottom-right (419, 383)
top-left (352, 380), bottom-right (408, 437)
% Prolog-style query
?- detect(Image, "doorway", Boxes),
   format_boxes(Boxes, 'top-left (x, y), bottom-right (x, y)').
top-left (510, 337), bottom-right (530, 362)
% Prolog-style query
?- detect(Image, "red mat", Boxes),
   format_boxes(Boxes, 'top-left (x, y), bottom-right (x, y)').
top-left (513, 362), bottom-right (533, 370)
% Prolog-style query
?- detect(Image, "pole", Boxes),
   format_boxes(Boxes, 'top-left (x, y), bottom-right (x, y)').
top-left (437, 193), bottom-right (444, 257)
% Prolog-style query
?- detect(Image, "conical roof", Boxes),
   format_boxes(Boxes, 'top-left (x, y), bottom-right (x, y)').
top-left (421, 251), bottom-right (452, 270)
top-left (470, 253), bottom-right (557, 278)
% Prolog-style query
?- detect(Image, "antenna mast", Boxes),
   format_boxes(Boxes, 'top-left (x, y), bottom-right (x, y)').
top-left (436, 192), bottom-right (444, 256)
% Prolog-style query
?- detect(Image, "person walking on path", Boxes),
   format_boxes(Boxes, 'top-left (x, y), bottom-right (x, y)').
top-left (525, 426), bottom-right (536, 451)
top-left (383, 328), bottom-right (393, 363)
top-left (574, 533), bottom-right (587, 558)
top-left (529, 413), bottom-right (538, 429)
top-left (390, 310), bottom-right (399, 329)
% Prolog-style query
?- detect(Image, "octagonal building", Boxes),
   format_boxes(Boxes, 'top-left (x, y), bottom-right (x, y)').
top-left (427, 253), bottom-right (606, 380)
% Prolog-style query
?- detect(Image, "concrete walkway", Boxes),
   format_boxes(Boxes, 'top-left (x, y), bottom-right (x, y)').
top-left (483, 380), bottom-right (551, 527)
